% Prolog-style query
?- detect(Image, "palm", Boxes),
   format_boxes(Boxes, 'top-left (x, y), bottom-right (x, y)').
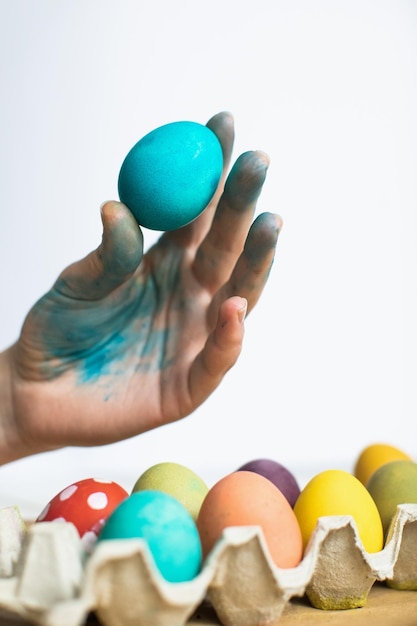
top-left (8, 113), bottom-right (281, 458)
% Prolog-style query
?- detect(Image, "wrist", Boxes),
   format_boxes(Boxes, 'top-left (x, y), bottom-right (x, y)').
top-left (0, 346), bottom-right (44, 465)
top-left (0, 346), bottom-right (60, 465)
top-left (0, 347), bottom-right (16, 463)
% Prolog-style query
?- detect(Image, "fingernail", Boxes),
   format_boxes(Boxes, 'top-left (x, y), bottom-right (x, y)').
top-left (238, 297), bottom-right (248, 323)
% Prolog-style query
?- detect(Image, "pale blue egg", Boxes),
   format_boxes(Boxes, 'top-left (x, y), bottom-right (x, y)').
top-left (118, 121), bottom-right (223, 231)
top-left (97, 490), bottom-right (202, 583)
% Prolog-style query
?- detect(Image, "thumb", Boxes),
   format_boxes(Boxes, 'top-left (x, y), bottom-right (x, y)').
top-left (54, 201), bottom-right (144, 300)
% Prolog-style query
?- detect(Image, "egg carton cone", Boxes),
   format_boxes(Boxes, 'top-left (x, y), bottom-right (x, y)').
top-left (0, 504), bottom-right (415, 626)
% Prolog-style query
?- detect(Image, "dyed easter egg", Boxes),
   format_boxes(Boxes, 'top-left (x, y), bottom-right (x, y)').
top-left (132, 462), bottom-right (209, 522)
top-left (36, 478), bottom-right (129, 552)
top-left (118, 121), bottom-right (223, 231)
top-left (293, 469), bottom-right (384, 553)
top-left (97, 490), bottom-right (202, 582)
top-left (366, 460), bottom-right (417, 537)
top-left (196, 471), bottom-right (303, 568)
top-left (237, 458), bottom-right (300, 508)
top-left (353, 442), bottom-right (411, 486)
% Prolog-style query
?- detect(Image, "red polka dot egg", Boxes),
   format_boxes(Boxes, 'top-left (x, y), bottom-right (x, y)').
top-left (36, 478), bottom-right (129, 551)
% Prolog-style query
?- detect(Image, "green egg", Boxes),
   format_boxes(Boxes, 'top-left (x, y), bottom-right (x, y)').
top-left (132, 462), bottom-right (209, 522)
top-left (366, 460), bottom-right (417, 537)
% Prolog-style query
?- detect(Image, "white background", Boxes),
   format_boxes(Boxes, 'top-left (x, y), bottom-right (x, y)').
top-left (0, 0), bottom-right (416, 518)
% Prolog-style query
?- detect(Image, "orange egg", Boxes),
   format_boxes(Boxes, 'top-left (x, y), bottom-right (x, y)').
top-left (196, 471), bottom-right (303, 569)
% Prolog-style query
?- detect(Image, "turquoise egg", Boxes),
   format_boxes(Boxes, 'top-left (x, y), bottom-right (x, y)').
top-left (118, 121), bottom-right (223, 231)
top-left (97, 490), bottom-right (202, 583)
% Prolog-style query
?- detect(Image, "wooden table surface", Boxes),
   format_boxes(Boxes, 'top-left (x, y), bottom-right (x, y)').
top-left (188, 585), bottom-right (417, 626)
top-left (0, 583), bottom-right (415, 626)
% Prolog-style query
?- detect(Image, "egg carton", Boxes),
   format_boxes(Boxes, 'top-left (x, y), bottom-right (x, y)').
top-left (0, 504), bottom-right (415, 626)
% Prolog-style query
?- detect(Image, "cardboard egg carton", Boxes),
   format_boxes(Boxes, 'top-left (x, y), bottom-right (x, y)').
top-left (0, 503), bottom-right (415, 626)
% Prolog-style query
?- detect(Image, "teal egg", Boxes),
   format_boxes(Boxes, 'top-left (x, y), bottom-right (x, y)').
top-left (118, 121), bottom-right (223, 231)
top-left (97, 490), bottom-right (202, 583)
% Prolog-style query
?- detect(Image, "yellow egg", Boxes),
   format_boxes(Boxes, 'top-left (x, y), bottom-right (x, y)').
top-left (353, 443), bottom-right (411, 486)
top-left (131, 462), bottom-right (209, 522)
top-left (294, 469), bottom-right (383, 553)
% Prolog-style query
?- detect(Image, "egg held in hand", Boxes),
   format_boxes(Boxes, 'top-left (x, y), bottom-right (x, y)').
top-left (36, 478), bottom-right (129, 552)
top-left (132, 461), bottom-right (209, 522)
top-left (294, 469), bottom-right (384, 553)
top-left (97, 490), bottom-right (202, 583)
top-left (196, 471), bottom-right (303, 569)
top-left (118, 120), bottom-right (223, 231)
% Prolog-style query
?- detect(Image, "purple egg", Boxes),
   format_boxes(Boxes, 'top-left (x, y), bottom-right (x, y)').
top-left (237, 459), bottom-right (300, 508)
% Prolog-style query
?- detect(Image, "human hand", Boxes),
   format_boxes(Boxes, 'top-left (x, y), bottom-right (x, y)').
top-left (0, 112), bottom-right (282, 463)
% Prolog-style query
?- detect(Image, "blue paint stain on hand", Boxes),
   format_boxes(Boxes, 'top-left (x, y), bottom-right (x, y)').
top-left (24, 250), bottom-right (182, 388)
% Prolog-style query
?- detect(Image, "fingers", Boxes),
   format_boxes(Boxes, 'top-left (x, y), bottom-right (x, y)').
top-left (208, 212), bottom-right (282, 325)
top-left (100, 201), bottom-right (144, 278)
top-left (193, 150), bottom-right (270, 290)
top-left (54, 201), bottom-right (144, 300)
top-left (230, 211), bottom-right (282, 312)
top-left (189, 296), bottom-right (247, 407)
top-left (206, 111), bottom-right (235, 173)
top-left (167, 111), bottom-right (235, 246)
